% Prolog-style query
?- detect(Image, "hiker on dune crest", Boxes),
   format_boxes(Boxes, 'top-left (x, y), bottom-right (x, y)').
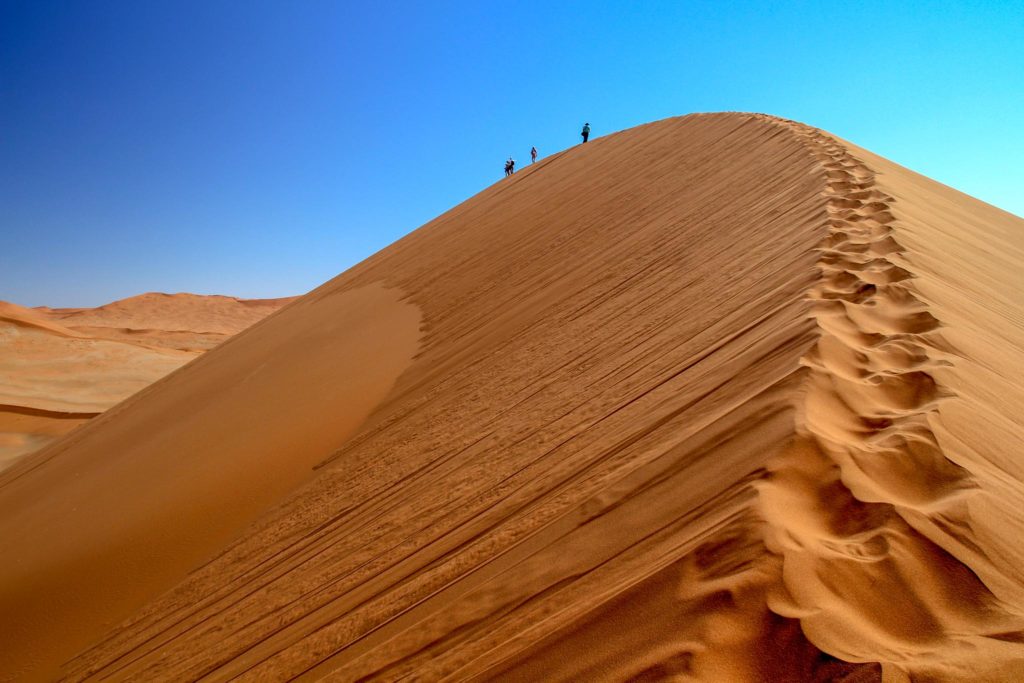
top-left (581, 122), bottom-right (590, 143)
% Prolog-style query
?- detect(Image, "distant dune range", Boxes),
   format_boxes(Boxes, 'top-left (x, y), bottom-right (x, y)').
top-left (2, 113), bottom-right (1023, 681)
top-left (0, 294), bottom-right (295, 470)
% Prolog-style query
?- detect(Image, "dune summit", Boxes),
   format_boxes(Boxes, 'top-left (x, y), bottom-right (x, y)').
top-left (2, 113), bottom-right (1023, 681)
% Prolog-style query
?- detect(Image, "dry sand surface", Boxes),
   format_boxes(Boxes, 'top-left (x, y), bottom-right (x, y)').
top-left (1, 113), bottom-right (1022, 681)
top-left (38, 293), bottom-right (298, 351)
top-left (0, 294), bottom-right (294, 470)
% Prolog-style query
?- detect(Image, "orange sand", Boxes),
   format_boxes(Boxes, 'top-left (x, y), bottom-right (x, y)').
top-left (1, 113), bottom-right (1022, 682)
top-left (0, 294), bottom-right (294, 469)
top-left (39, 292), bottom-right (298, 350)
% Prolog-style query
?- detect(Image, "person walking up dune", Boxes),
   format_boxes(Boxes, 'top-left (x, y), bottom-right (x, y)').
top-left (531, 146), bottom-right (538, 163)
top-left (581, 122), bottom-right (591, 143)
top-left (504, 157), bottom-right (515, 177)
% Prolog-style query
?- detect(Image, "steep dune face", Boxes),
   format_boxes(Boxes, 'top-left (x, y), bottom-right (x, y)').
top-left (2, 113), bottom-right (1022, 681)
top-left (0, 285), bottom-right (420, 680)
top-left (0, 294), bottom-right (295, 470)
top-left (0, 301), bottom-right (192, 470)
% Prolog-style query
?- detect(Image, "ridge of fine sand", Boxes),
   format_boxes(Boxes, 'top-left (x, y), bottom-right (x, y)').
top-left (1, 113), bottom-right (1022, 682)
top-left (759, 117), bottom-right (1024, 681)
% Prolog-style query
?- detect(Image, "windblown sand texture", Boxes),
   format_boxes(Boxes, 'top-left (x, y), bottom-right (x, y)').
top-left (2, 113), bottom-right (1023, 681)
top-left (0, 294), bottom-right (294, 469)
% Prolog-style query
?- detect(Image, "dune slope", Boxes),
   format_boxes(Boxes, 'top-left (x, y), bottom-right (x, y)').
top-left (0, 294), bottom-right (295, 470)
top-left (0, 301), bottom-right (190, 471)
top-left (2, 113), bottom-right (1022, 682)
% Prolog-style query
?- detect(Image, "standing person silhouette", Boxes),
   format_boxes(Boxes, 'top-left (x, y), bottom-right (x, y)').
top-left (531, 146), bottom-right (538, 163)
top-left (505, 157), bottom-right (515, 176)
top-left (581, 122), bottom-right (591, 143)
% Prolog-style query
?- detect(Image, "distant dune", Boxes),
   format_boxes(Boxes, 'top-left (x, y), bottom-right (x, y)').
top-left (0, 294), bottom-right (295, 470)
top-left (2, 113), bottom-right (1023, 682)
top-left (37, 291), bottom-right (299, 350)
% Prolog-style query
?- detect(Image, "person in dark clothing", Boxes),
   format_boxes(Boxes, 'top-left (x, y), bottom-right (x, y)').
top-left (531, 146), bottom-right (538, 163)
top-left (504, 157), bottom-right (515, 176)
top-left (581, 122), bottom-right (591, 143)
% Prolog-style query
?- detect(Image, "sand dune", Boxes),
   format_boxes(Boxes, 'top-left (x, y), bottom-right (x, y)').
top-left (2, 113), bottom-right (1022, 681)
top-left (0, 295), bottom-right (294, 470)
top-left (38, 292), bottom-right (299, 351)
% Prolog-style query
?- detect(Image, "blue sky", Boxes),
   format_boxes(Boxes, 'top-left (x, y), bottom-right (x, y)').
top-left (2, 1), bottom-right (1022, 307)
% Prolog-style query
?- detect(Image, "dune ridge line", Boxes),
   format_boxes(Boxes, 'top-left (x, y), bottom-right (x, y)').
top-left (757, 115), bottom-right (1022, 680)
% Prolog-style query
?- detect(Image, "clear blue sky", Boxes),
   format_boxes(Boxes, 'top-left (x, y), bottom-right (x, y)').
top-left (2, 1), bottom-right (1021, 307)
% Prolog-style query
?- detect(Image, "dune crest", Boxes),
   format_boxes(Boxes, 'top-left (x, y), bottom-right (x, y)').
top-left (759, 118), bottom-right (1024, 681)
top-left (2, 113), bottom-right (1022, 682)
top-left (0, 301), bottom-right (86, 338)
top-left (39, 292), bottom-right (300, 350)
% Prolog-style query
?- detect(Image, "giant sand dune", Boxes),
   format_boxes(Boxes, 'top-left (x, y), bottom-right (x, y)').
top-left (0, 294), bottom-right (294, 470)
top-left (1, 113), bottom-right (1023, 681)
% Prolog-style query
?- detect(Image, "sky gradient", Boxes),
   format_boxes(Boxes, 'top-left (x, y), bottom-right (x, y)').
top-left (3, 0), bottom-right (1022, 307)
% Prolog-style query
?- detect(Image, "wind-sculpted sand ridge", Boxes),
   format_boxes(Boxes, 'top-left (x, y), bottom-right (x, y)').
top-left (3, 113), bottom-right (1022, 681)
top-left (758, 116), bottom-right (1024, 681)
